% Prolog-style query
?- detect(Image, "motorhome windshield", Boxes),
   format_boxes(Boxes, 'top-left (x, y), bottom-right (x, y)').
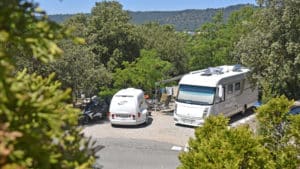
top-left (177, 85), bottom-right (216, 105)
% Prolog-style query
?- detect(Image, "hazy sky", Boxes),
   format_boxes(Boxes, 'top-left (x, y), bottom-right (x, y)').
top-left (35, 0), bottom-right (257, 15)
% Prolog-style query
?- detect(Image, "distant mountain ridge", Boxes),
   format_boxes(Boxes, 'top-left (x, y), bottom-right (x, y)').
top-left (49, 4), bottom-right (253, 31)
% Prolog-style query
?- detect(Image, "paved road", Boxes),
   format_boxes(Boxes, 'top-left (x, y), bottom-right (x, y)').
top-left (93, 138), bottom-right (182, 169)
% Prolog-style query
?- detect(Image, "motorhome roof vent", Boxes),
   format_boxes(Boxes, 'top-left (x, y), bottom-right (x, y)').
top-left (232, 64), bottom-right (242, 72)
top-left (202, 67), bottom-right (223, 76)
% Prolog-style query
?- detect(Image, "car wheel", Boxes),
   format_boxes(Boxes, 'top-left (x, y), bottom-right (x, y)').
top-left (82, 115), bottom-right (89, 124)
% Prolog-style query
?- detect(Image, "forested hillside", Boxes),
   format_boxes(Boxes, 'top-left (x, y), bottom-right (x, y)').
top-left (129, 4), bottom-right (250, 31)
top-left (49, 4), bottom-right (252, 31)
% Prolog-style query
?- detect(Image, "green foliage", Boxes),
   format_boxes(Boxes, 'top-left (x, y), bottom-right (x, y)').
top-left (186, 11), bottom-right (228, 70)
top-left (113, 49), bottom-right (172, 92)
top-left (235, 0), bottom-right (300, 100)
top-left (135, 23), bottom-right (188, 75)
top-left (178, 116), bottom-right (274, 169)
top-left (179, 97), bottom-right (300, 169)
top-left (52, 1), bottom-right (142, 97)
top-left (19, 10), bottom-right (115, 99)
top-left (53, 14), bottom-right (112, 98)
top-left (4, 71), bottom-right (94, 168)
top-left (256, 96), bottom-right (300, 169)
top-left (289, 112), bottom-right (300, 161)
top-left (54, 42), bottom-right (112, 98)
top-left (87, 1), bottom-right (142, 71)
top-left (186, 7), bottom-right (255, 71)
top-left (256, 96), bottom-right (293, 143)
top-left (0, 1), bottom-right (69, 64)
top-left (98, 86), bottom-right (118, 102)
top-left (0, 0), bottom-right (95, 168)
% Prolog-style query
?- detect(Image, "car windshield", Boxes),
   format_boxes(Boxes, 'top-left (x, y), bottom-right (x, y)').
top-left (176, 84), bottom-right (216, 105)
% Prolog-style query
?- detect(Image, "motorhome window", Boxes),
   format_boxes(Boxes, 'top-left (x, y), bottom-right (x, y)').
top-left (227, 84), bottom-right (233, 94)
top-left (177, 85), bottom-right (216, 105)
top-left (235, 82), bottom-right (241, 91)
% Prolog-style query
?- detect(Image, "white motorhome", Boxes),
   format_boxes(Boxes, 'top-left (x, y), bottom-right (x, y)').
top-left (109, 88), bottom-right (149, 126)
top-left (174, 65), bottom-right (258, 126)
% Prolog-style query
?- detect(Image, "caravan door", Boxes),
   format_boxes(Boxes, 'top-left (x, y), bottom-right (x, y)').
top-left (214, 83), bottom-right (237, 117)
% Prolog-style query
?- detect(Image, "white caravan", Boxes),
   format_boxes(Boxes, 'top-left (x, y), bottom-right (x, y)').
top-left (173, 65), bottom-right (258, 126)
top-left (109, 88), bottom-right (149, 126)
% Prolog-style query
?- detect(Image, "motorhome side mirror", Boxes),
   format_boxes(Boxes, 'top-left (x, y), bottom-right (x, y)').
top-left (218, 85), bottom-right (223, 99)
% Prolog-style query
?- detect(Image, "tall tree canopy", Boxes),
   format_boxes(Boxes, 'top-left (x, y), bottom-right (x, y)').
top-left (135, 22), bottom-right (188, 75)
top-left (235, 0), bottom-right (300, 100)
top-left (113, 49), bottom-right (172, 92)
top-left (186, 7), bottom-right (255, 71)
top-left (55, 14), bottom-right (112, 98)
top-left (87, 1), bottom-right (142, 71)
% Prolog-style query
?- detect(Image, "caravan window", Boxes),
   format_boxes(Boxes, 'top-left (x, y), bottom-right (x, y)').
top-left (235, 82), bottom-right (241, 91)
top-left (227, 84), bottom-right (233, 94)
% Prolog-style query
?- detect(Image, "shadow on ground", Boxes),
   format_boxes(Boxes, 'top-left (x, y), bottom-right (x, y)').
top-left (110, 117), bottom-right (154, 129)
top-left (228, 108), bottom-right (256, 124)
top-left (159, 109), bottom-right (174, 116)
top-left (175, 123), bottom-right (196, 129)
top-left (79, 118), bottom-right (110, 127)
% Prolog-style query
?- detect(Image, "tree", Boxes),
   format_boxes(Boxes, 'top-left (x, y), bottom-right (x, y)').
top-left (256, 96), bottom-right (300, 168)
top-left (289, 109), bottom-right (300, 165)
top-left (0, 0), bottom-right (96, 168)
top-left (113, 49), bottom-right (172, 92)
top-left (52, 42), bottom-right (112, 98)
top-left (135, 22), bottom-right (188, 75)
top-left (234, 0), bottom-right (300, 100)
top-left (87, 1), bottom-right (142, 71)
top-left (54, 14), bottom-right (112, 98)
top-left (178, 115), bottom-right (274, 169)
top-left (178, 96), bottom-right (300, 169)
top-left (186, 11), bottom-right (228, 71)
top-left (186, 7), bottom-right (255, 71)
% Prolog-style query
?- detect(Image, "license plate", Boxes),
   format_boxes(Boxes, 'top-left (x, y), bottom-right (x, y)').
top-left (117, 114), bottom-right (130, 118)
top-left (183, 119), bottom-right (193, 124)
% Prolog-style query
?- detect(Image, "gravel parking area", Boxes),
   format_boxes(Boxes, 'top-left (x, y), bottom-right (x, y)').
top-left (82, 109), bottom-right (195, 147)
top-left (82, 102), bottom-right (257, 147)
